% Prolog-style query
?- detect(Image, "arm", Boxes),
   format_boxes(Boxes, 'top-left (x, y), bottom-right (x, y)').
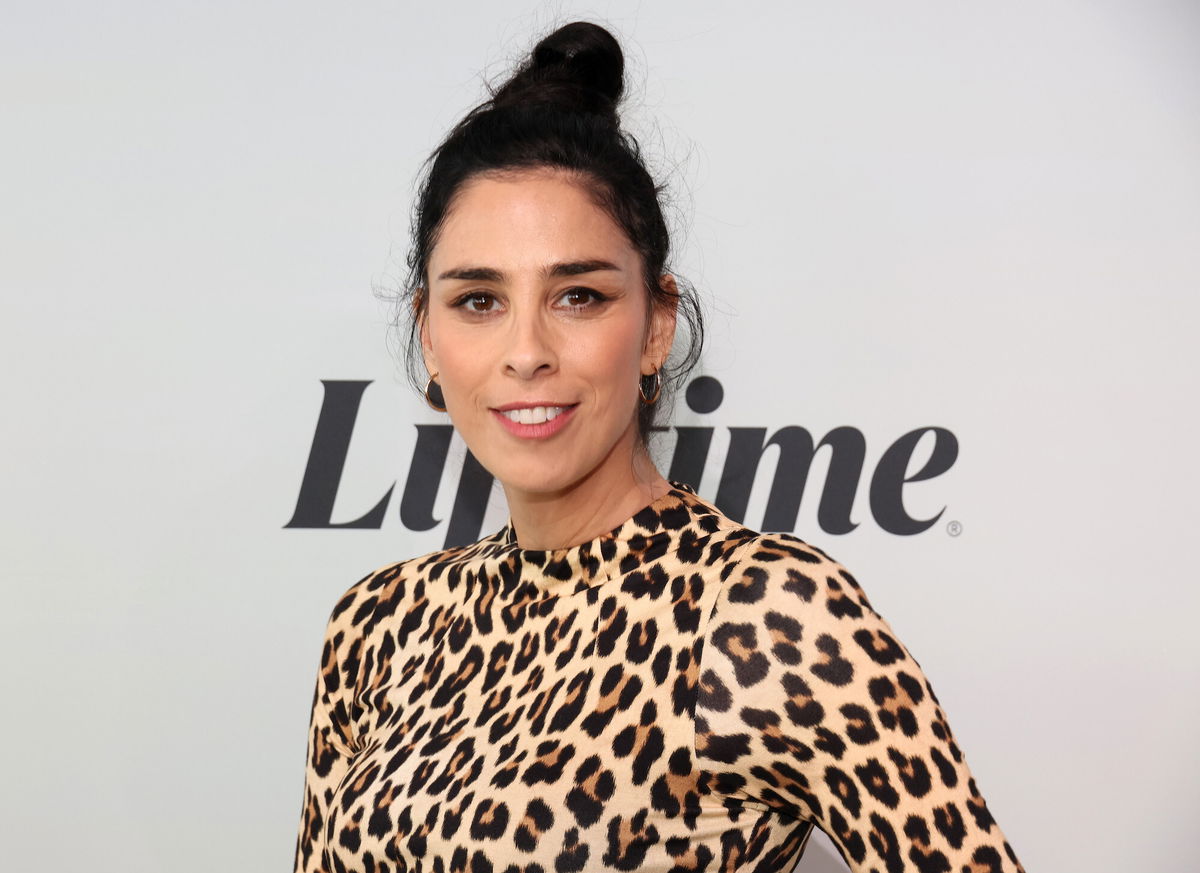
top-left (292, 579), bottom-right (370, 873)
top-left (695, 534), bottom-right (1024, 872)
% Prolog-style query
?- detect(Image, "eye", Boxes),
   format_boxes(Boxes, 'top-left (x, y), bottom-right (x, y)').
top-left (557, 287), bottom-right (607, 309)
top-left (453, 291), bottom-right (498, 313)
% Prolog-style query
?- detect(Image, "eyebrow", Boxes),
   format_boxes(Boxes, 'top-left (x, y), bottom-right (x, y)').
top-left (436, 259), bottom-right (622, 282)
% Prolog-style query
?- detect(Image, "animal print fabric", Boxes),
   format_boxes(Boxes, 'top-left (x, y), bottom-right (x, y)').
top-left (293, 482), bottom-right (1024, 873)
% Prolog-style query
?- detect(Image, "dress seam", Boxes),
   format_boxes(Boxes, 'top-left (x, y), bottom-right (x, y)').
top-left (689, 533), bottom-right (764, 810)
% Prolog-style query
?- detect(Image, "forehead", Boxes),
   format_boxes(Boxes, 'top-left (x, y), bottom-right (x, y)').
top-left (429, 169), bottom-right (639, 275)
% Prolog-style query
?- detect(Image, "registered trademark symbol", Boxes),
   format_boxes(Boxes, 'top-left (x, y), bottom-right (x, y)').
top-left (947, 520), bottom-right (962, 537)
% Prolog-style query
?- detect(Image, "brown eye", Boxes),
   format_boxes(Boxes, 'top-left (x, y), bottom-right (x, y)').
top-left (558, 287), bottom-right (604, 308)
top-left (457, 292), bottom-right (496, 313)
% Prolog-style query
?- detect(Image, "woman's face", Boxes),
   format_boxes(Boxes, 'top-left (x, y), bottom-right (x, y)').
top-left (421, 168), bottom-right (675, 499)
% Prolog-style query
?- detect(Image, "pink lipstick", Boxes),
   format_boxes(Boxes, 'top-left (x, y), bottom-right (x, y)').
top-left (490, 403), bottom-right (578, 439)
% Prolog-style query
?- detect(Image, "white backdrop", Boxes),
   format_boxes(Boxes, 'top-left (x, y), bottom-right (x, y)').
top-left (4, 1), bottom-right (1198, 871)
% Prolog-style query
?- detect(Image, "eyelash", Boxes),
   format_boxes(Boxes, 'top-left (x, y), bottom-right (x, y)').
top-left (559, 287), bottom-right (608, 308)
top-left (451, 291), bottom-right (498, 313)
top-left (450, 288), bottom-right (608, 313)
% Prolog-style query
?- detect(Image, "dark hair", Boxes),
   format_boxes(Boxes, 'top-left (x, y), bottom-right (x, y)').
top-left (397, 20), bottom-right (704, 445)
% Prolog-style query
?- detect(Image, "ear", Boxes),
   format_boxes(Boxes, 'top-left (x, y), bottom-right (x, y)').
top-left (416, 289), bottom-right (438, 374)
top-left (642, 274), bottom-right (680, 374)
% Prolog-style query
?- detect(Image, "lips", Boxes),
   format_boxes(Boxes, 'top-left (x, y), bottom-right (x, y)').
top-left (497, 405), bottom-right (571, 425)
top-left (489, 402), bottom-right (579, 438)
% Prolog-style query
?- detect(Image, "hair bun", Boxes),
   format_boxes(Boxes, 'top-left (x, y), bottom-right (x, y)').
top-left (491, 21), bottom-right (624, 116)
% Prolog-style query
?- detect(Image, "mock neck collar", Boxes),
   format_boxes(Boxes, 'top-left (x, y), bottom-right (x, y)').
top-left (454, 480), bottom-right (729, 603)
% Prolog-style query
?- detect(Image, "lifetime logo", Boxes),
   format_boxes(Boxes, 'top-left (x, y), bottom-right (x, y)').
top-left (285, 377), bottom-right (958, 547)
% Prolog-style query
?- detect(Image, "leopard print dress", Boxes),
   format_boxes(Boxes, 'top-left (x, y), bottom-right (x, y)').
top-left (293, 482), bottom-right (1024, 873)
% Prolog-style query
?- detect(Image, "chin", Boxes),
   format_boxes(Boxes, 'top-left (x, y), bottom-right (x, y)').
top-left (494, 467), bottom-right (580, 498)
top-left (479, 453), bottom-right (590, 498)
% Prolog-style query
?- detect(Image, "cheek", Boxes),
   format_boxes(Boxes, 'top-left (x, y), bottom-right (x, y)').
top-left (575, 319), bottom-right (645, 394)
top-left (428, 321), bottom-right (486, 395)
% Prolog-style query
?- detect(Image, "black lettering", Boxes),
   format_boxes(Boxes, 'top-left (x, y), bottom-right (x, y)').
top-left (869, 427), bottom-right (958, 535)
top-left (668, 427), bottom-right (712, 490)
top-left (285, 380), bottom-right (392, 528)
top-left (290, 376), bottom-right (956, 539)
top-left (716, 426), bottom-right (865, 534)
top-left (667, 377), bottom-right (724, 489)
top-left (444, 450), bottom-right (494, 548)
top-left (399, 425), bottom-right (455, 531)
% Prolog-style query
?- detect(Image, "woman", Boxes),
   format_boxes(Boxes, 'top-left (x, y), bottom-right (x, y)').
top-left (294, 21), bottom-right (1025, 873)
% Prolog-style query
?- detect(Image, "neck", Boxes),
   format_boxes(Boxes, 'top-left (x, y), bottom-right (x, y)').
top-left (503, 439), bottom-right (670, 551)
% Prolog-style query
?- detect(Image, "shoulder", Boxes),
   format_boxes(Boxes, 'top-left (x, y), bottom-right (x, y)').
top-left (702, 529), bottom-right (927, 726)
top-left (321, 527), bottom-right (510, 642)
top-left (701, 528), bottom-right (915, 691)
top-left (669, 490), bottom-right (873, 614)
top-left (719, 530), bottom-right (879, 621)
top-left (693, 537), bottom-right (1021, 871)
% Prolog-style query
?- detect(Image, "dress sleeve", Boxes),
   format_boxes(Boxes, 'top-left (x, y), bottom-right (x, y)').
top-left (695, 534), bottom-right (1025, 873)
top-left (292, 577), bottom-right (370, 873)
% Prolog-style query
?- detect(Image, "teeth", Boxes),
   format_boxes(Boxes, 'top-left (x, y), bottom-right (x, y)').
top-left (501, 406), bottom-right (568, 425)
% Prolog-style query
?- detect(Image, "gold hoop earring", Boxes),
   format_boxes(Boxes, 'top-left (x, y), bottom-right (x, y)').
top-left (424, 372), bottom-right (447, 412)
top-left (639, 369), bottom-right (662, 404)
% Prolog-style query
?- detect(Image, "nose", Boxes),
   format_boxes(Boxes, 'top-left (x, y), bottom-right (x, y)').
top-left (502, 306), bottom-right (557, 380)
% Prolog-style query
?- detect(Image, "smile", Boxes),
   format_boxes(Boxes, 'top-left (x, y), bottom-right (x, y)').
top-left (490, 403), bottom-right (579, 438)
top-left (499, 405), bottom-right (570, 424)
